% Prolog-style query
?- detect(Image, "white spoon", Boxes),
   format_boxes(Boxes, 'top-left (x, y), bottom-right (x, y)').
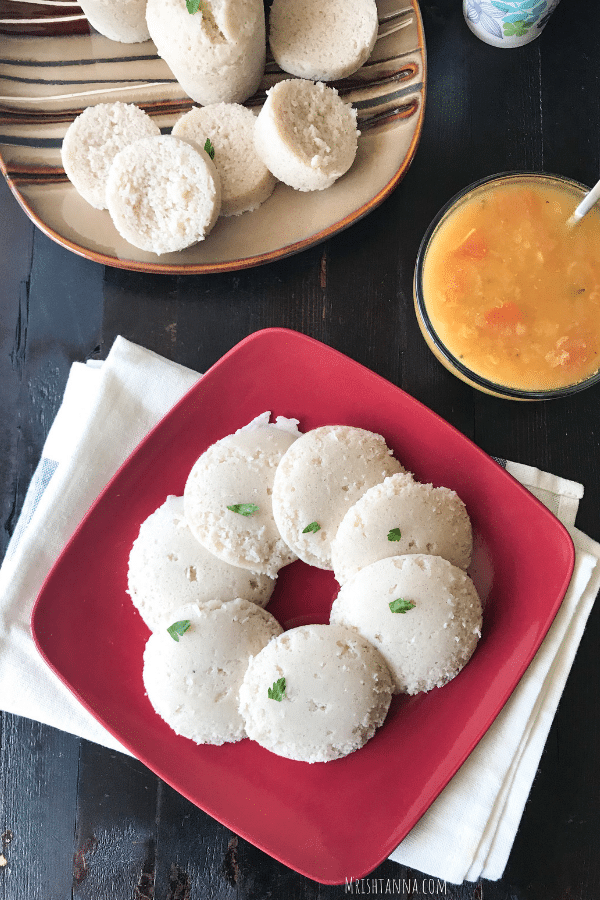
top-left (567, 176), bottom-right (600, 226)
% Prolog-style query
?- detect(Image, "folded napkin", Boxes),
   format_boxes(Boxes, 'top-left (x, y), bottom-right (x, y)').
top-left (0, 336), bottom-right (598, 885)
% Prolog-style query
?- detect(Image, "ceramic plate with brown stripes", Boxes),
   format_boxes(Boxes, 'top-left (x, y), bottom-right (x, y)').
top-left (0, 0), bottom-right (426, 274)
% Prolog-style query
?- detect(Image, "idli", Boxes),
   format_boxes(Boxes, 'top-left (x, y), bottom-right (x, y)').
top-left (172, 103), bottom-right (276, 216)
top-left (61, 102), bottom-right (160, 209)
top-left (127, 495), bottom-right (276, 631)
top-left (271, 425), bottom-right (404, 569)
top-left (330, 554), bottom-right (482, 695)
top-left (105, 135), bottom-right (221, 255)
top-left (254, 79), bottom-right (359, 192)
top-left (238, 624), bottom-right (393, 763)
top-left (268, 0), bottom-right (379, 82)
top-left (146, 0), bottom-right (266, 106)
top-left (184, 412), bottom-right (301, 577)
top-left (143, 598), bottom-right (283, 745)
top-left (331, 473), bottom-right (473, 584)
top-left (79, 0), bottom-right (150, 43)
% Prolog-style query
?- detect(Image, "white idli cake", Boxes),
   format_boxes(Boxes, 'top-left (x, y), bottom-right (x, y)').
top-left (79, 0), bottom-right (150, 43)
top-left (271, 425), bottom-right (404, 570)
top-left (330, 555), bottom-right (482, 695)
top-left (238, 624), bottom-right (393, 763)
top-left (105, 135), bottom-right (221, 255)
top-left (61, 102), bottom-right (160, 210)
top-left (254, 79), bottom-right (359, 192)
top-left (268, 0), bottom-right (379, 82)
top-left (184, 412), bottom-right (301, 577)
top-left (331, 473), bottom-right (473, 584)
top-left (172, 104), bottom-right (276, 217)
top-left (143, 598), bottom-right (283, 745)
top-left (146, 0), bottom-right (266, 106)
top-left (127, 495), bottom-right (276, 632)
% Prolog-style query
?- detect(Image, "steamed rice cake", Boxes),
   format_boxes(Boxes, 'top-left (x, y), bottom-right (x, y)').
top-left (61, 102), bottom-right (160, 209)
top-left (238, 623), bottom-right (393, 762)
top-left (331, 473), bottom-right (473, 584)
top-left (143, 598), bottom-right (283, 745)
top-left (271, 425), bottom-right (404, 569)
top-left (146, 0), bottom-right (266, 106)
top-left (268, 0), bottom-right (379, 82)
top-left (184, 412), bottom-right (301, 577)
top-left (127, 495), bottom-right (275, 631)
top-left (254, 79), bottom-right (359, 192)
top-left (330, 554), bottom-right (482, 695)
top-left (172, 103), bottom-right (276, 216)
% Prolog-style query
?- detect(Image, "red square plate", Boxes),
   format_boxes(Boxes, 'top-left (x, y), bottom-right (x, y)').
top-left (31, 328), bottom-right (574, 884)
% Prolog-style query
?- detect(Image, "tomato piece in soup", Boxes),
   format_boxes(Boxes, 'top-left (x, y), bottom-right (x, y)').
top-left (453, 229), bottom-right (488, 259)
top-left (483, 302), bottom-right (524, 328)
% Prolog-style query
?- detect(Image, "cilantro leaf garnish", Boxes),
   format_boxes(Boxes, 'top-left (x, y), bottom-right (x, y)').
top-left (204, 137), bottom-right (215, 160)
top-left (389, 598), bottom-right (416, 614)
top-left (186, 0), bottom-right (202, 13)
top-left (227, 503), bottom-right (259, 516)
top-left (167, 620), bottom-right (191, 641)
top-left (302, 521), bottom-right (321, 534)
top-left (268, 677), bottom-right (286, 701)
top-left (387, 527), bottom-right (402, 542)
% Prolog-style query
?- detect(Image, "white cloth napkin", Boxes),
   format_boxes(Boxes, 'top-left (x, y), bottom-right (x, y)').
top-left (0, 336), bottom-right (598, 885)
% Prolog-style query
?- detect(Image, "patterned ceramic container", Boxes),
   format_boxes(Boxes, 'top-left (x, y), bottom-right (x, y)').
top-left (463, 0), bottom-right (561, 47)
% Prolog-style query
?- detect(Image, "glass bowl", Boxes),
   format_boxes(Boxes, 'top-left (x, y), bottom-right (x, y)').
top-left (414, 171), bottom-right (600, 400)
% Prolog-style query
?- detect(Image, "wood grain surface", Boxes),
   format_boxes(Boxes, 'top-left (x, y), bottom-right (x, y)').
top-left (1, 1), bottom-right (600, 898)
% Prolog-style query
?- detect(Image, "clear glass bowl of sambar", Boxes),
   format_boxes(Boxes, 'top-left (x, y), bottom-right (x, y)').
top-left (414, 172), bottom-right (600, 400)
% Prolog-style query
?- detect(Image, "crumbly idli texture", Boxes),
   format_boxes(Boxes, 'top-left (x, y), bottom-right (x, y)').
top-left (79, 0), bottom-right (150, 43)
top-left (61, 102), bottom-right (160, 209)
top-left (238, 624), bottom-right (393, 763)
top-left (127, 495), bottom-right (276, 631)
top-left (143, 598), bottom-right (283, 745)
top-left (105, 135), bottom-right (221, 255)
top-left (254, 79), bottom-right (359, 192)
top-left (331, 473), bottom-right (473, 584)
top-left (272, 425), bottom-right (404, 570)
top-left (184, 413), bottom-right (301, 577)
top-left (172, 104), bottom-right (276, 216)
top-left (146, 0), bottom-right (266, 105)
top-left (330, 554), bottom-right (482, 695)
top-left (268, 0), bottom-right (378, 82)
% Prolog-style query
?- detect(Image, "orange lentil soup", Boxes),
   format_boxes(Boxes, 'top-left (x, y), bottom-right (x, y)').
top-left (420, 176), bottom-right (600, 392)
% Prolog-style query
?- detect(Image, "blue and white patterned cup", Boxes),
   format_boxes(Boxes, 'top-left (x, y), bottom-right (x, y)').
top-left (463, 0), bottom-right (561, 47)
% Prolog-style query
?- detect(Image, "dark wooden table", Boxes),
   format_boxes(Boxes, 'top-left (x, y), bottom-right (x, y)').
top-left (2, 1), bottom-right (600, 897)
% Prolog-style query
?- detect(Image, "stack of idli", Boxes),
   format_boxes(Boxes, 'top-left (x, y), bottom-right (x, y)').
top-left (146, 0), bottom-right (266, 107)
top-left (128, 414), bottom-right (483, 763)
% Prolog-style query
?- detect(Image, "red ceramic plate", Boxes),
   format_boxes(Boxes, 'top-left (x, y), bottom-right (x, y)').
top-left (31, 328), bottom-right (575, 884)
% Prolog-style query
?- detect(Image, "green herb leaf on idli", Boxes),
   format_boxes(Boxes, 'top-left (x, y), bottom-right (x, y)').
top-left (387, 527), bottom-right (402, 541)
top-left (227, 503), bottom-right (259, 516)
top-left (302, 521), bottom-right (321, 533)
top-left (268, 677), bottom-right (286, 701)
top-left (204, 138), bottom-right (215, 160)
top-left (389, 598), bottom-right (416, 614)
top-left (167, 620), bottom-right (191, 641)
